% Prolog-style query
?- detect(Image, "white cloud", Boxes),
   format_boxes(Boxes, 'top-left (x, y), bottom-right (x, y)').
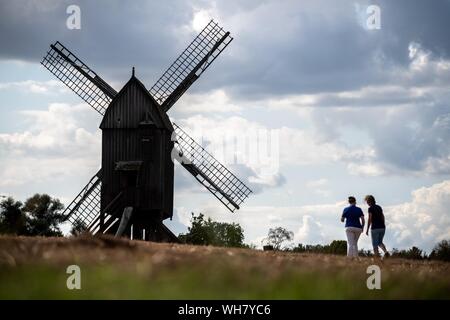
top-left (306, 178), bottom-right (328, 188)
top-left (176, 180), bottom-right (450, 252)
top-left (176, 114), bottom-right (383, 188)
top-left (258, 42), bottom-right (450, 176)
top-left (175, 115), bottom-right (284, 191)
top-left (306, 178), bottom-right (331, 197)
top-left (191, 9), bottom-right (215, 33)
top-left (0, 80), bottom-right (66, 94)
top-left (294, 215), bottom-right (325, 244)
top-left (347, 162), bottom-right (385, 177)
top-left (409, 42), bottom-right (429, 71)
top-left (174, 206), bottom-right (194, 227)
top-left (385, 180), bottom-right (450, 251)
top-left (0, 103), bottom-right (101, 188)
top-left (176, 89), bottom-right (241, 113)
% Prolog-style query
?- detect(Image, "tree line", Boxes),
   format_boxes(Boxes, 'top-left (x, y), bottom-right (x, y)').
top-left (290, 241), bottom-right (450, 261)
top-left (0, 194), bottom-right (65, 236)
top-left (178, 213), bottom-right (251, 248)
top-left (263, 226), bottom-right (450, 262)
top-left (1, 195), bottom-right (449, 262)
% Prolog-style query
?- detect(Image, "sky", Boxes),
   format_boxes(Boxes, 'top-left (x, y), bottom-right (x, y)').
top-left (0, 0), bottom-right (449, 252)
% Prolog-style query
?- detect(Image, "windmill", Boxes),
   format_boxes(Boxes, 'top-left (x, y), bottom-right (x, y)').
top-left (41, 20), bottom-right (252, 242)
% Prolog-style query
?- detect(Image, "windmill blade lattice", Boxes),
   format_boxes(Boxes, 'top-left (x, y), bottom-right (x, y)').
top-left (173, 123), bottom-right (252, 212)
top-left (62, 169), bottom-right (102, 231)
top-left (150, 20), bottom-right (233, 111)
top-left (41, 41), bottom-right (117, 115)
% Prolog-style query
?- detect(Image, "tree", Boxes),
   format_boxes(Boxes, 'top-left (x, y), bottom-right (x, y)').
top-left (0, 197), bottom-right (27, 235)
top-left (213, 221), bottom-right (245, 247)
top-left (265, 227), bottom-right (294, 250)
top-left (358, 249), bottom-right (374, 257)
top-left (178, 213), bottom-right (210, 245)
top-left (328, 240), bottom-right (347, 255)
top-left (23, 194), bottom-right (65, 237)
top-left (292, 240), bottom-right (348, 255)
top-left (391, 246), bottom-right (425, 260)
top-left (178, 213), bottom-right (245, 248)
top-left (429, 240), bottom-right (450, 262)
top-left (70, 218), bottom-right (88, 236)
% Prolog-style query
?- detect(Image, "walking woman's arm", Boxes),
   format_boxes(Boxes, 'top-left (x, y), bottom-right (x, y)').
top-left (366, 213), bottom-right (372, 235)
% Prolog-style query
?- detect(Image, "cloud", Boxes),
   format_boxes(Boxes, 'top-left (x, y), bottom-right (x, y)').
top-left (0, 103), bottom-right (101, 189)
top-left (2, 0), bottom-right (450, 98)
top-left (260, 41), bottom-right (450, 176)
top-left (347, 162), bottom-right (385, 177)
top-left (178, 180), bottom-right (450, 252)
top-left (294, 215), bottom-right (325, 244)
top-left (385, 180), bottom-right (450, 251)
top-left (174, 115), bottom-right (285, 192)
top-left (174, 206), bottom-right (193, 228)
top-left (173, 114), bottom-right (387, 195)
top-left (1, 1), bottom-right (449, 180)
top-left (175, 89), bottom-right (241, 114)
top-left (191, 8), bottom-right (217, 33)
top-left (0, 80), bottom-right (66, 94)
top-left (306, 178), bottom-right (332, 197)
top-left (174, 113), bottom-right (397, 199)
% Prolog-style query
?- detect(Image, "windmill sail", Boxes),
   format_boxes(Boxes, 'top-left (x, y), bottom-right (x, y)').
top-left (41, 41), bottom-right (116, 115)
top-left (150, 20), bottom-right (233, 112)
top-left (62, 169), bottom-right (103, 232)
top-left (42, 26), bottom-right (250, 233)
top-left (62, 169), bottom-right (125, 234)
top-left (173, 123), bottom-right (252, 212)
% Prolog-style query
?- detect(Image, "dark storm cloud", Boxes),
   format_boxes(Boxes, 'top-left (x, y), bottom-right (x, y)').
top-left (202, 0), bottom-right (450, 97)
top-left (310, 97), bottom-right (450, 174)
top-left (373, 104), bottom-right (450, 173)
top-left (1, 0), bottom-right (450, 97)
top-left (1, 0), bottom-right (450, 176)
top-left (0, 0), bottom-right (195, 87)
top-left (377, 0), bottom-right (450, 62)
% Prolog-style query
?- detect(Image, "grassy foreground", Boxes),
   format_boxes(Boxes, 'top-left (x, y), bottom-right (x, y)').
top-left (0, 236), bottom-right (449, 299)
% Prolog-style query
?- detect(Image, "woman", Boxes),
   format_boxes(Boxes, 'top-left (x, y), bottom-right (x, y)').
top-left (341, 196), bottom-right (365, 258)
top-left (365, 195), bottom-right (389, 257)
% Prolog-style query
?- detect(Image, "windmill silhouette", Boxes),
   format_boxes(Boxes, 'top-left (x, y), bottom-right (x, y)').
top-left (41, 20), bottom-right (252, 242)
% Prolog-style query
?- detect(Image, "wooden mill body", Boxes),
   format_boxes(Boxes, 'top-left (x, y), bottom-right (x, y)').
top-left (99, 75), bottom-right (175, 239)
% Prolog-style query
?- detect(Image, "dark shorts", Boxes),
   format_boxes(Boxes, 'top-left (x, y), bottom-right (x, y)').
top-left (371, 228), bottom-right (385, 247)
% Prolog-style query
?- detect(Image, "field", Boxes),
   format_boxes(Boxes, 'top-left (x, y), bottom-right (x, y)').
top-left (0, 235), bottom-right (449, 299)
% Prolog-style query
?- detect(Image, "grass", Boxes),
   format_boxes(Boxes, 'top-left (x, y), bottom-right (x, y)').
top-left (0, 235), bottom-right (449, 299)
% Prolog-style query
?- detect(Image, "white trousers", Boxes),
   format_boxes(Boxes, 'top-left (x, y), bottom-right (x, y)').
top-left (345, 227), bottom-right (362, 257)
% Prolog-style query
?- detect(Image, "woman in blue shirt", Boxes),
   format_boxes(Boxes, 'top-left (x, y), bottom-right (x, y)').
top-left (365, 195), bottom-right (389, 258)
top-left (341, 196), bottom-right (365, 258)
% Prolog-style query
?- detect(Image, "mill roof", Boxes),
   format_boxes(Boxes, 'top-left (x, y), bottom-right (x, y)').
top-left (100, 75), bottom-right (173, 131)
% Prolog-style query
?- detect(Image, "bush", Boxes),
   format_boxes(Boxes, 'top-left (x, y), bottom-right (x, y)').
top-left (292, 240), bottom-right (347, 255)
top-left (178, 213), bottom-right (245, 248)
top-left (23, 194), bottom-right (65, 237)
top-left (70, 218), bottom-right (88, 236)
top-left (0, 194), bottom-right (65, 237)
top-left (429, 240), bottom-right (450, 262)
top-left (391, 246), bottom-right (425, 260)
top-left (0, 197), bottom-right (27, 235)
top-left (328, 240), bottom-right (347, 255)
